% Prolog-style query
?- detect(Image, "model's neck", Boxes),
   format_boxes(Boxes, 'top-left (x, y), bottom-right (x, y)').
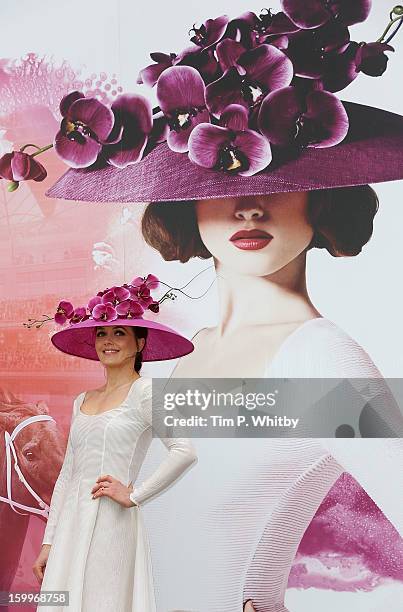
top-left (103, 365), bottom-right (140, 391)
top-left (214, 251), bottom-right (320, 336)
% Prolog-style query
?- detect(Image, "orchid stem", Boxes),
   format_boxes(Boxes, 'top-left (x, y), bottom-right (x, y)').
top-left (377, 10), bottom-right (403, 43)
top-left (385, 14), bottom-right (403, 43)
top-left (19, 143), bottom-right (53, 157)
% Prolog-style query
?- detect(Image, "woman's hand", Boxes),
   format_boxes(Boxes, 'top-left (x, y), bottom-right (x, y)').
top-left (32, 544), bottom-right (51, 584)
top-left (91, 474), bottom-right (137, 508)
top-left (244, 600), bottom-right (256, 611)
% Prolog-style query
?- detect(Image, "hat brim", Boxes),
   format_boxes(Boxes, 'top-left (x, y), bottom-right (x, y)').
top-left (45, 102), bottom-right (403, 203)
top-left (51, 318), bottom-right (194, 361)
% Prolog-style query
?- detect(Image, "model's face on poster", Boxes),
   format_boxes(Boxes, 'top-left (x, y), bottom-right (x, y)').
top-left (196, 192), bottom-right (313, 276)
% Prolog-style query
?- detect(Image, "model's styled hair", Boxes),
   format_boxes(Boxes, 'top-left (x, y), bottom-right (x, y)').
top-left (130, 327), bottom-right (148, 373)
top-left (141, 185), bottom-right (379, 262)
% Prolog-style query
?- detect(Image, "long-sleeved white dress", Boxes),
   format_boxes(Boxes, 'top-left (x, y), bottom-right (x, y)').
top-left (140, 317), bottom-right (403, 612)
top-left (39, 376), bottom-right (197, 612)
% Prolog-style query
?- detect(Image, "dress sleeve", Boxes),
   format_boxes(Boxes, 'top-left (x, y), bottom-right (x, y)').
top-left (41, 395), bottom-right (79, 546)
top-left (129, 381), bottom-right (198, 507)
top-left (308, 322), bottom-right (403, 537)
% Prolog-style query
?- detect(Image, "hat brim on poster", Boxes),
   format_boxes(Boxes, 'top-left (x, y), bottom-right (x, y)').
top-left (51, 317), bottom-right (194, 361)
top-left (45, 101), bottom-right (403, 204)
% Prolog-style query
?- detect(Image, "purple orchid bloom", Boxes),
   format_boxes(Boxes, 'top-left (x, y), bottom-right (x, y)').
top-left (101, 286), bottom-right (131, 306)
top-left (189, 15), bottom-right (229, 49)
top-left (175, 46), bottom-right (220, 84)
top-left (0, 151), bottom-right (47, 184)
top-left (188, 104), bottom-right (272, 176)
top-left (137, 52), bottom-right (177, 87)
top-left (285, 20), bottom-right (350, 79)
top-left (227, 9), bottom-right (299, 48)
top-left (281, 0), bottom-right (372, 29)
top-left (129, 284), bottom-right (154, 309)
top-left (131, 274), bottom-right (159, 290)
top-left (354, 42), bottom-right (394, 76)
top-left (102, 94), bottom-right (153, 168)
top-left (55, 301), bottom-right (74, 325)
top-left (138, 48), bottom-right (219, 88)
top-left (88, 295), bottom-right (102, 312)
top-left (156, 66), bottom-right (210, 152)
top-left (92, 303), bottom-right (118, 322)
top-left (116, 299), bottom-right (144, 318)
top-left (70, 307), bottom-right (88, 323)
top-left (206, 44), bottom-right (294, 117)
top-left (148, 301), bottom-right (160, 313)
top-left (258, 86), bottom-right (349, 148)
top-left (54, 91), bottom-right (117, 168)
top-left (319, 43), bottom-right (360, 92)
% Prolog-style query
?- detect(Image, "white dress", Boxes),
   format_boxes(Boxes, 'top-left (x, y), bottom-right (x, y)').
top-left (39, 376), bottom-right (197, 612)
top-left (140, 317), bottom-right (403, 612)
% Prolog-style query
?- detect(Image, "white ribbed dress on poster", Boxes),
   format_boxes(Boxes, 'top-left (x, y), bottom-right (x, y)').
top-left (38, 376), bottom-right (197, 612)
top-left (139, 317), bottom-right (403, 612)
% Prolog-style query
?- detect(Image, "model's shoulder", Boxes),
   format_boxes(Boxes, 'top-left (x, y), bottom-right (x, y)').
top-left (282, 317), bottom-right (382, 377)
top-left (136, 376), bottom-right (153, 397)
top-left (72, 391), bottom-right (86, 417)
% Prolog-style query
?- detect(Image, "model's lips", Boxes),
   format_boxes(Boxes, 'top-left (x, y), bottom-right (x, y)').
top-left (229, 228), bottom-right (273, 251)
top-left (103, 349), bottom-right (120, 354)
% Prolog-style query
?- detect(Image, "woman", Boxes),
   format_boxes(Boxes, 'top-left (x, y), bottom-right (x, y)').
top-left (29, 277), bottom-right (197, 612)
top-left (140, 187), bottom-right (403, 611)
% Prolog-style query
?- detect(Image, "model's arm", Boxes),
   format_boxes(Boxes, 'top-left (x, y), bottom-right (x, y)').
top-left (41, 398), bottom-right (78, 546)
top-left (129, 382), bottom-right (197, 506)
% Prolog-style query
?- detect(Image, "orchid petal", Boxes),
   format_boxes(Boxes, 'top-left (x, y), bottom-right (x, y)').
top-left (59, 91), bottom-right (84, 117)
top-left (216, 39), bottom-right (247, 72)
top-left (221, 105), bottom-right (249, 131)
top-left (188, 124), bottom-right (231, 169)
top-left (206, 68), bottom-right (246, 116)
top-left (10, 151), bottom-right (31, 180)
top-left (68, 98), bottom-right (115, 141)
top-left (239, 44), bottom-right (294, 91)
top-left (157, 66), bottom-right (206, 113)
top-left (167, 108), bottom-right (210, 153)
top-left (232, 130), bottom-right (272, 176)
top-left (0, 153), bottom-right (14, 180)
top-left (54, 130), bottom-right (101, 168)
top-left (304, 90), bottom-right (349, 147)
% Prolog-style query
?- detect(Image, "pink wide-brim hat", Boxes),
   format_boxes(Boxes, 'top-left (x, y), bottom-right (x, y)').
top-left (51, 317), bottom-right (194, 361)
top-left (45, 101), bottom-right (403, 203)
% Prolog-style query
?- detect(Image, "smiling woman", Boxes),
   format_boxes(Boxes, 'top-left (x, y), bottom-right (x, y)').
top-left (29, 276), bottom-right (197, 612)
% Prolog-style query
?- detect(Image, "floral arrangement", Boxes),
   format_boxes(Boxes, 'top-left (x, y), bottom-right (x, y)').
top-left (2, 2), bottom-right (403, 189)
top-left (23, 274), bottom-right (175, 329)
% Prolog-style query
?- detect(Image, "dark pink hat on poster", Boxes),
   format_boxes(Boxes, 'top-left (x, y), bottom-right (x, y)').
top-left (45, 101), bottom-right (403, 203)
top-left (4, 4), bottom-right (403, 204)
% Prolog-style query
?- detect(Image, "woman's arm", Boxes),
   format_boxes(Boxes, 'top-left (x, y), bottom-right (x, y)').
top-left (129, 381), bottom-right (198, 506)
top-left (41, 397), bottom-right (78, 545)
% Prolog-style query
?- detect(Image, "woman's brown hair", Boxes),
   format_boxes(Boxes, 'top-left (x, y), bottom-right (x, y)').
top-left (141, 185), bottom-right (379, 262)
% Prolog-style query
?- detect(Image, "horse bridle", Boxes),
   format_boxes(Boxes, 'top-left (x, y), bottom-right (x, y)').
top-left (1, 414), bottom-right (56, 518)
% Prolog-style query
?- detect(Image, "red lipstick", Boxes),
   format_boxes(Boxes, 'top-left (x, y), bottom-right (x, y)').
top-left (229, 229), bottom-right (273, 251)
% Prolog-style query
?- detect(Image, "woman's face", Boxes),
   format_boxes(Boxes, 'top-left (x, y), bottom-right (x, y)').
top-left (195, 192), bottom-right (313, 276)
top-left (94, 325), bottom-right (144, 366)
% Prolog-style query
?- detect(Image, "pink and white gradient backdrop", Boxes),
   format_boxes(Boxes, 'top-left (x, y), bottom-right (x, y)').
top-left (1, 1), bottom-right (403, 610)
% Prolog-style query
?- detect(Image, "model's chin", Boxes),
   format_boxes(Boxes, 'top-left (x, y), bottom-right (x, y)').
top-left (216, 250), bottom-right (285, 277)
top-left (97, 352), bottom-right (122, 364)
